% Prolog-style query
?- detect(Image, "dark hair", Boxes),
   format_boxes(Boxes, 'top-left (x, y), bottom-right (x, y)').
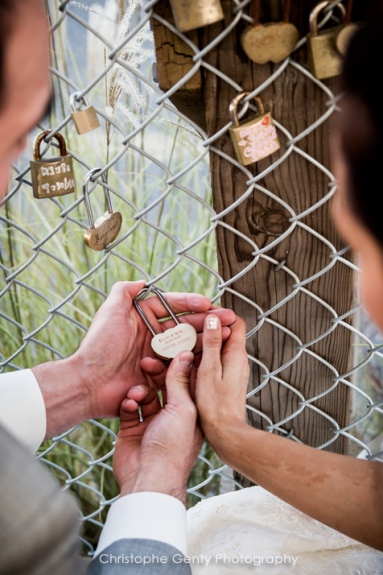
top-left (339, 19), bottom-right (383, 248)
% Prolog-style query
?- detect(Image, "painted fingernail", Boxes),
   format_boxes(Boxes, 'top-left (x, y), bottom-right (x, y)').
top-left (206, 315), bottom-right (219, 330)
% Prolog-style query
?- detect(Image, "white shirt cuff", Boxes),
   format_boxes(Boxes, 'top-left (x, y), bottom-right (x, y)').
top-left (95, 492), bottom-right (187, 556)
top-left (0, 369), bottom-right (46, 453)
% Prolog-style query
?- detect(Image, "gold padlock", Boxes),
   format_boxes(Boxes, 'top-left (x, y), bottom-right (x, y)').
top-left (70, 92), bottom-right (100, 135)
top-left (241, 0), bottom-right (299, 64)
top-left (229, 92), bottom-right (280, 166)
top-left (83, 168), bottom-right (122, 251)
top-left (307, 1), bottom-right (346, 80)
top-left (169, 0), bottom-right (224, 33)
top-left (30, 130), bottom-right (75, 199)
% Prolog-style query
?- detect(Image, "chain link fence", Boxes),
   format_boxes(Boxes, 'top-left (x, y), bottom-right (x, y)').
top-left (1, 0), bottom-right (382, 555)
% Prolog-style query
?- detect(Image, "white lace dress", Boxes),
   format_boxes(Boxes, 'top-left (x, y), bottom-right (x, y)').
top-left (186, 486), bottom-right (383, 574)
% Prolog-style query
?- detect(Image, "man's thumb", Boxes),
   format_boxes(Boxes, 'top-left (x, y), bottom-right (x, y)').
top-left (165, 351), bottom-right (194, 404)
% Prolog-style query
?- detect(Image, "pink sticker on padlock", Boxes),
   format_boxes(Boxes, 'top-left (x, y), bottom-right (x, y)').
top-left (229, 93), bottom-right (281, 166)
top-left (239, 118), bottom-right (280, 163)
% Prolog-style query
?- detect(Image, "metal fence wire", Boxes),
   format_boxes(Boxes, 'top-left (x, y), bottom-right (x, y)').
top-left (1, 0), bottom-right (383, 555)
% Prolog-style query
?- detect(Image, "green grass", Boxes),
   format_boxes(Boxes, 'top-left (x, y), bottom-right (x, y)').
top-left (1, 141), bottom-right (221, 552)
top-left (0, 0), bottom-right (227, 553)
top-left (0, 65), bottom-right (221, 555)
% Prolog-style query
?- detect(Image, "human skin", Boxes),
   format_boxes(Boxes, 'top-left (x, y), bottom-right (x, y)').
top-left (32, 281), bottom-right (235, 439)
top-left (0, 0), bottom-right (51, 198)
top-left (194, 131), bottom-right (383, 550)
top-left (113, 351), bottom-right (204, 503)
top-left (0, 0), bottom-right (235, 497)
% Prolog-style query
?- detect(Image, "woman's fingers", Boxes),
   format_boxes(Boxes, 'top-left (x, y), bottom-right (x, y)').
top-left (196, 315), bottom-right (249, 422)
top-left (137, 295), bottom-right (235, 343)
top-left (160, 309), bottom-right (235, 334)
top-left (198, 314), bottom-right (224, 379)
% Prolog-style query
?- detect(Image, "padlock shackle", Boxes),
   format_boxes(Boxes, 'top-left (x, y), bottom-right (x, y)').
top-left (70, 91), bottom-right (90, 112)
top-left (251, 0), bottom-right (292, 25)
top-left (229, 92), bottom-right (265, 127)
top-left (33, 130), bottom-right (67, 161)
top-left (133, 286), bottom-right (181, 337)
top-left (309, 1), bottom-right (346, 35)
top-left (82, 167), bottom-right (114, 229)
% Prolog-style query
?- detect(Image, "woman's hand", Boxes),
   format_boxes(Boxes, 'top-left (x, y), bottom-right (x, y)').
top-left (194, 314), bottom-right (250, 455)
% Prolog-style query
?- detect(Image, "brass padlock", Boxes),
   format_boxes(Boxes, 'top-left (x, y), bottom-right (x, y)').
top-left (229, 92), bottom-right (280, 166)
top-left (70, 92), bottom-right (100, 135)
top-left (30, 130), bottom-right (75, 199)
top-left (169, 0), bottom-right (224, 33)
top-left (307, 1), bottom-right (346, 80)
top-left (83, 168), bottom-right (122, 251)
top-left (241, 0), bottom-right (299, 64)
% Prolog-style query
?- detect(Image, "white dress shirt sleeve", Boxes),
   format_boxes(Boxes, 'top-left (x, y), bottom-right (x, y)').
top-left (0, 370), bottom-right (186, 555)
top-left (94, 492), bottom-right (187, 556)
top-left (0, 369), bottom-right (46, 453)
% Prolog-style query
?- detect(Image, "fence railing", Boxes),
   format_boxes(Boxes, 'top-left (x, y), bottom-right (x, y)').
top-left (1, 0), bottom-right (382, 555)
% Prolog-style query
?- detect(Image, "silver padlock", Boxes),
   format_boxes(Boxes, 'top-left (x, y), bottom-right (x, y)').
top-left (134, 286), bottom-right (197, 361)
top-left (70, 92), bottom-right (100, 135)
top-left (83, 168), bottom-right (122, 251)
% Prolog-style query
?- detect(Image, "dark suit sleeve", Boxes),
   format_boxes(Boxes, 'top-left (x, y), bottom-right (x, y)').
top-left (88, 539), bottom-right (192, 575)
top-left (0, 424), bottom-right (86, 575)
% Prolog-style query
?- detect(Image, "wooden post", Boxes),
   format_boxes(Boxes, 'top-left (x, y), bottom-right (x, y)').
top-left (151, 0), bottom-right (379, 487)
top-left (199, 0), bottom-right (378, 487)
top-left (151, 0), bottom-right (206, 131)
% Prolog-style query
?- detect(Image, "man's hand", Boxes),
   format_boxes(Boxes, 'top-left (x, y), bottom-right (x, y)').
top-left (113, 351), bottom-right (203, 504)
top-left (33, 281), bottom-right (235, 438)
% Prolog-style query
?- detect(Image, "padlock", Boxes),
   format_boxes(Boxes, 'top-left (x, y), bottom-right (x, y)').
top-left (83, 168), bottom-right (122, 251)
top-left (229, 92), bottom-right (280, 166)
top-left (335, 0), bottom-right (357, 56)
top-left (169, 0), bottom-right (224, 33)
top-left (307, 1), bottom-right (346, 80)
top-left (70, 92), bottom-right (100, 135)
top-left (241, 0), bottom-right (299, 64)
top-left (30, 130), bottom-right (75, 199)
top-left (335, 22), bottom-right (358, 55)
top-left (134, 286), bottom-right (197, 361)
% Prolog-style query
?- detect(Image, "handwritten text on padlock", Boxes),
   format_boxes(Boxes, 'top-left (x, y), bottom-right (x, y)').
top-left (238, 121), bottom-right (279, 163)
top-left (151, 324), bottom-right (197, 359)
top-left (38, 161), bottom-right (75, 196)
top-left (41, 177), bottom-right (75, 196)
